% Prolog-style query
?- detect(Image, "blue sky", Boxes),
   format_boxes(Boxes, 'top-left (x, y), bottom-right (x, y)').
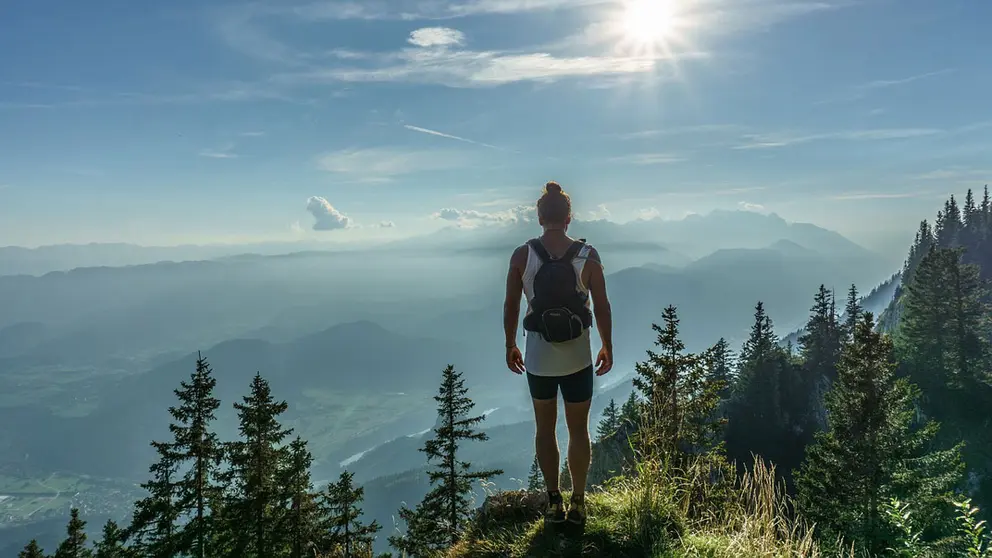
top-left (1, 0), bottom-right (990, 251)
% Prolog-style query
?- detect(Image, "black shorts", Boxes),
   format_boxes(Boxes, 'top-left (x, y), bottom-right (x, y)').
top-left (526, 366), bottom-right (594, 403)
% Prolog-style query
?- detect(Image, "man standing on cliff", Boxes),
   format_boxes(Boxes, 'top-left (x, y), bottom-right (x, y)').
top-left (503, 181), bottom-right (614, 528)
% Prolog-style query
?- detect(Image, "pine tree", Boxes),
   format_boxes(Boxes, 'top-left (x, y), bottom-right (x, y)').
top-left (19, 540), bottom-right (45, 558)
top-left (94, 520), bottom-right (129, 558)
top-left (322, 470), bottom-right (381, 557)
top-left (897, 246), bottom-right (991, 397)
top-left (390, 365), bottom-right (502, 556)
top-left (727, 302), bottom-right (810, 474)
top-left (526, 455), bottom-right (542, 491)
top-left (705, 338), bottom-right (734, 398)
top-left (797, 313), bottom-right (964, 555)
top-left (221, 373), bottom-right (293, 558)
top-left (982, 186), bottom-right (990, 232)
top-left (841, 284), bottom-right (861, 343)
top-left (169, 353), bottom-right (223, 558)
top-left (619, 391), bottom-right (640, 429)
top-left (596, 399), bottom-right (621, 442)
top-left (54, 508), bottom-right (93, 558)
top-left (560, 458), bottom-right (572, 491)
top-left (279, 437), bottom-right (320, 558)
top-left (128, 441), bottom-right (181, 558)
top-left (800, 285), bottom-right (843, 382)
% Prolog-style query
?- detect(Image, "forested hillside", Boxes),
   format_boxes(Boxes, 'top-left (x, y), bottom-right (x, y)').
top-left (11, 188), bottom-right (992, 558)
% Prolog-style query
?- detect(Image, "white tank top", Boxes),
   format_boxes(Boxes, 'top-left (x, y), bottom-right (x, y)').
top-left (522, 241), bottom-right (596, 377)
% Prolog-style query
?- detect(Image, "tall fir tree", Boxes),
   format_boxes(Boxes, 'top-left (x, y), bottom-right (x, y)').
top-left (221, 373), bottom-right (293, 558)
top-left (19, 540), bottom-right (45, 558)
top-left (705, 338), bottom-right (734, 398)
top-left (128, 440), bottom-right (181, 558)
top-left (596, 399), bottom-right (621, 442)
top-left (282, 436), bottom-right (320, 558)
top-left (800, 285), bottom-right (843, 383)
top-left (633, 306), bottom-right (724, 460)
top-left (560, 458), bottom-right (572, 491)
top-left (842, 284), bottom-right (862, 344)
top-left (797, 313), bottom-right (964, 555)
top-left (321, 470), bottom-right (380, 558)
top-left (169, 353), bottom-right (223, 558)
top-left (897, 246), bottom-right (991, 398)
top-left (94, 520), bottom-right (129, 558)
top-left (727, 302), bottom-right (811, 478)
top-left (390, 365), bottom-right (502, 556)
top-left (54, 508), bottom-right (93, 558)
top-left (619, 391), bottom-right (640, 429)
top-left (526, 455), bottom-right (543, 491)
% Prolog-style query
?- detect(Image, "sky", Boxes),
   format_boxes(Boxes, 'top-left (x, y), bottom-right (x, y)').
top-left (1, 0), bottom-right (991, 252)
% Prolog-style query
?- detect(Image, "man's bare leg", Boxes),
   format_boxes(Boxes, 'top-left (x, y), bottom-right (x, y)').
top-left (532, 397), bottom-right (560, 491)
top-left (564, 398), bottom-right (592, 498)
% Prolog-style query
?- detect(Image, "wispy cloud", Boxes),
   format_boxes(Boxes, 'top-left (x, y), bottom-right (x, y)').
top-left (316, 147), bottom-right (469, 179)
top-left (613, 124), bottom-right (741, 140)
top-left (408, 27), bottom-right (466, 47)
top-left (403, 124), bottom-right (506, 150)
top-left (199, 149), bottom-right (239, 159)
top-left (738, 201), bottom-right (766, 212)
top-left (433, 205), bottom-right (537, 227)
top-left (816, 69), bottom-right (955, 104)
top-left (733, 128), bottom-right (942, 149)
top-left (607, 153), bottom-right (687, 165)
top-left (290, 0), bottom-right (600, 21)
top-left (828, 191), bottom-right (934, 201)
top-left (911, 168), bottom-right (992, 182)
top-left (240, 131), bottom-right (266, 137)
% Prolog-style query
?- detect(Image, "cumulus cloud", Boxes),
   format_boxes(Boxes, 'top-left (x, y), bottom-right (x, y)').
top-left (587, 204), bottom-right (611, 220)
top-left (434, 205), bottom-right (536, 227)
top-left (307, 196), bottom-right (353, 231)
top-left (738, 201), bottom-right (765, 212)
top-left (638, 207), bottom-right (661, 221)
top-left (408, 27), bottom-right (465, 48)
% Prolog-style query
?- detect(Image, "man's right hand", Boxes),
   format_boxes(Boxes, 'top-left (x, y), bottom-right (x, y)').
top-left (595, 345), bottom-right (613, 376)
top-left (506, 346), bottom-right (525, 375)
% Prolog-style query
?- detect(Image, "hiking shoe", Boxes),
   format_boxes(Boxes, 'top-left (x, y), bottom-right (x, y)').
top-left (545, 491), bottom-right (566, 525)
top-left (567, 495), bottom-right (586, 526)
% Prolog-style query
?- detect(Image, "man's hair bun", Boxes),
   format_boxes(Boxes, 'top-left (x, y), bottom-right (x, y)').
top-left (545, 181), bottom-right (563, 194)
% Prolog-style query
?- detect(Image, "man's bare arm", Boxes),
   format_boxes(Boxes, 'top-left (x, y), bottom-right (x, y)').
top-left (503, 245), bottom-right (528, 348)
top-left (586, 248), bottom-right (612, 352)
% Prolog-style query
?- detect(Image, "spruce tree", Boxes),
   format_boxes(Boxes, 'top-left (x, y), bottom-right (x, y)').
top-left (797, 313), bottom-right (964, 555)
top-left (560, 458), bottom-right (572, 491)
top-left (19, 540), bottom-right (46, 558)
top-left (54, 508), bottom-right (93, 558)
top-left (705, 338), bottom-right (734, 398)
top-left (390, 364), bottom-right (502, 556)
top-left (221, 373), bottom-right (293, 558)
top-left (620, 391), bottom-right (640, 429)
top-left (321, 470), bottom-right (380, 558)
top-left (526, 455), bottom-right (542, 491)
top-left (800, 285), bottom-right (843, 382)
top-left (842, 284), bottom-right (861, 344)
top-left (282, 437), bottom-right (320, 558)
top-left (727, 302), bottom-right (810, 474)
top-left (170, 353), bottom-right (223, 558)
top-left (596, 399), bottom-right (621, 442)
top-left (128, 441), bottom-right (181, 558)
top-left (94, 520), bottom-right (129, 558)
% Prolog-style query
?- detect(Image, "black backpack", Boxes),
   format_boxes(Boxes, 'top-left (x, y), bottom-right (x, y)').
top-left (522, 238), bottom-right (593, 343)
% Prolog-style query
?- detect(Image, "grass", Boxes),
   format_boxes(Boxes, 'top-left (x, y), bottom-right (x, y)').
top-left (449, 457), bottom-right (852, 558)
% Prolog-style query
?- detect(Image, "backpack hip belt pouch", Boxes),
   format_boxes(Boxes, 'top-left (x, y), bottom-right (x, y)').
top-left (522, 239), bottom-right (593, 344)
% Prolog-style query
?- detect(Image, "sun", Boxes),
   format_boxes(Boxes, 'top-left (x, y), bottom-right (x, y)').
top-left (621, 0), bottom-right (678, 45)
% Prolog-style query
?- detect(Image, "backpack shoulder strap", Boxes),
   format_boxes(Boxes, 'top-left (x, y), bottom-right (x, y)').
top-left (527, 238), bottom-right (552, 263)
top-left (563, 240), bottom-right (586, 262)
